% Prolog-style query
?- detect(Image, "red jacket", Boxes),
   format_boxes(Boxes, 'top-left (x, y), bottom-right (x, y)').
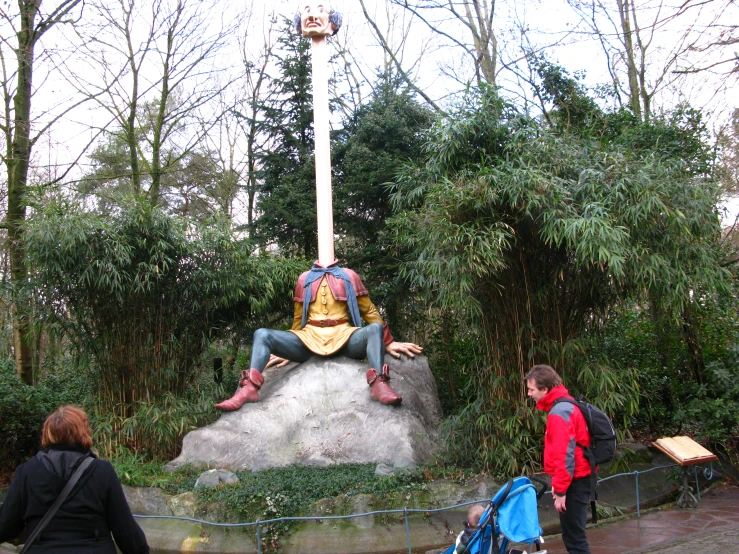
top-left (536, 385), bottom-right (592, 495)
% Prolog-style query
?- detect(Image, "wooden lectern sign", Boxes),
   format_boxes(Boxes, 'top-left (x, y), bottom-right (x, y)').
top-left (652, 435), bottom-right (717, 509)
top-left (652, 436), bottom-right (718, 466)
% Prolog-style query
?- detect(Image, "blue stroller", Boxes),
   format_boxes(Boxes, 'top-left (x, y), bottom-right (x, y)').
top-left (443, 476), bottom-right (548, 554)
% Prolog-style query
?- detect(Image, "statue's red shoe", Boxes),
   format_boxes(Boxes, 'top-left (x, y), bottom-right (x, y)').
top-left (215, 369), bottom-right (264, 411)
top-left (366, 364), bottom-right (402, 406)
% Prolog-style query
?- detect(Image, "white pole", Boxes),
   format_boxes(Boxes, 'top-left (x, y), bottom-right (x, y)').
top-left (311, 35), bottom-right (335, 267)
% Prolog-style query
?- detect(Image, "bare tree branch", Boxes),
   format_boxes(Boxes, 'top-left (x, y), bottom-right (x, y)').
top-left (358, 0), bottom-right (443, 113)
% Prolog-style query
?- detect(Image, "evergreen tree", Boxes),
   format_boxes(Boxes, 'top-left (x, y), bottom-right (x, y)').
top-left (254, 21), bottom-right (316, 257)
top-left (332, 76), bottom-right (434, 324)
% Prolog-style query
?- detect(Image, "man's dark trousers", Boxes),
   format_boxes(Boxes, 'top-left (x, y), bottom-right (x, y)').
top-left (559, 477), bottom-right (591, 554)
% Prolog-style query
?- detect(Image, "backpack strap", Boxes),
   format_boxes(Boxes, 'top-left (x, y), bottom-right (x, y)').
top-left (551, 398), bottom-right (599, 523)
top-left (20, 455), bottom-right (94, 554)
top-left (581, 445), bottom-right (599, 524)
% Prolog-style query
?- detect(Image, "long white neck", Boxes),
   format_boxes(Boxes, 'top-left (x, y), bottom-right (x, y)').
top-left (311, 35), bottom-right (334, 267)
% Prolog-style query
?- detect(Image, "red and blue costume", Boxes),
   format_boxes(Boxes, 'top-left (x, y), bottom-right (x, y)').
top-left (216, 260), bottom-right (402, 411)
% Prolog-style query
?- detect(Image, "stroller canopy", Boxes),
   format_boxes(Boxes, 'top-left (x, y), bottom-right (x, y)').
top-left (444, 476), bottom-right (544, 554)
top-left (492, 476), bottom-right (543, 544)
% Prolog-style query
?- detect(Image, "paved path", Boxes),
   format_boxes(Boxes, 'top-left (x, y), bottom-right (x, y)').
top-left (539, 482), bottom-right (739, 554)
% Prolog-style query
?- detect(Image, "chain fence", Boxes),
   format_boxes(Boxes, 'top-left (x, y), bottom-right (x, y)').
top-left (128, 461), bottom-right (719, 554)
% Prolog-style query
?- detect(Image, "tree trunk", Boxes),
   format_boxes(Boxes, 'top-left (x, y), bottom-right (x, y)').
top-left (681, 307), bottom-right (706, 385)
top-left (7, 0), bottom-right (40, 384)
top-left (615, 0), bottom-right (642, 119)
top-left (464, 0), bottom-right (497, 86)
top-left (124, 2), bottom-right (141, 194)
top-left (149, 26), bottom-right (174, 205)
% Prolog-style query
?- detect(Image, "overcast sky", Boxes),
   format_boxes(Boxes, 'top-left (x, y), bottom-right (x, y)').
top-left (2, 0), bottom-right (736, 220)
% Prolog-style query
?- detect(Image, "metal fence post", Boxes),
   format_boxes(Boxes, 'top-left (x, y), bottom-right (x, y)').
top-left (256, 519), bottom-right (262, 554)
top-left (635, 471), bottom-right (641, 518)
top-left (404, 507), bottom-right (412, 554)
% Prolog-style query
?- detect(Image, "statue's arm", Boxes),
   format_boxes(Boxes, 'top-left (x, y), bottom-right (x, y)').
top-left (357, 295), bottom-right (392, 343)
top-left (263, 303), bottom-right (302, 369)
top-left (357, 295), bottom-right (423, 358)
top-left (291, 302), bottom-right (303, 331)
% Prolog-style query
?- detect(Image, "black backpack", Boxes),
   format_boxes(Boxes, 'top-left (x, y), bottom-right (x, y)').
top-left (552, 397), bottom-right (616, 522)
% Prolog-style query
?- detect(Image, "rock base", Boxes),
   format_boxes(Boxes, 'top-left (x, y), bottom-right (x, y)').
top-left (168, 355), bottom-right (442, 471)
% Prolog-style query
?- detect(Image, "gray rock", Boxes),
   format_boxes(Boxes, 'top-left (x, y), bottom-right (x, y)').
top-left (600, 442), bottom-right (654, 476)
top-left (348, 493), bottom-right (375, 529)
top-left (617, 442), bottom-right (652, 463)
top-left (114, 454), bottom-right (694, 554)
top-left (423, 475), bottom-right (498, 507)
top-left (374, 463), bottom-right (395, 477)
top-left (393, 457), bottom-right (417, 471)
top-left (136, 517), bottom-right (254, 554)
top-left (168, 355), bottom-right (442, 471)
top-left (194, 469), bottom-right (239, 490)
top-left (122, 485), bottom-right (173, 516)
top-left (168, 492), bottom-right (198, 518)
top-left (374, 457), bottom-right (417, 477)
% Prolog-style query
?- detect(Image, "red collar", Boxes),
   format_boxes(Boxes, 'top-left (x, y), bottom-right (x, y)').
top-left (536, 384), bottom-right (571, 412)
top-left (312, 258), bottom-right (339, 269)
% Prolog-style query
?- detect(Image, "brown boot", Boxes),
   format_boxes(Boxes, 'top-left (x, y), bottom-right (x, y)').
top-left (366, 364), bottom-right (402, 406)
top-left (215, 369), bottom-right (264, 411)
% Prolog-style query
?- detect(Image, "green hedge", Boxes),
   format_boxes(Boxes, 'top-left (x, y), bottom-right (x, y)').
top-left (0, 358), bottom-right (88, 472)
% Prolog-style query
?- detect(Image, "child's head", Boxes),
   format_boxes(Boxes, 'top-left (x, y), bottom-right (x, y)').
top-left (467, 504), bottom-right (485, 527)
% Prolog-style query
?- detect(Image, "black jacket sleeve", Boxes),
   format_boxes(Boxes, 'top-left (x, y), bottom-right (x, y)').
top-left (0, 464), bottom-right (26, 543)
top-left (100, 461), bottom-right (150, 554)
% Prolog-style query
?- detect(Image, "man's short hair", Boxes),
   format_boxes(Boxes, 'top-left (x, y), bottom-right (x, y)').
top-left (467, 504), bottom-right (485, 527)
top-left (525, 364), bottom-right (562, 392)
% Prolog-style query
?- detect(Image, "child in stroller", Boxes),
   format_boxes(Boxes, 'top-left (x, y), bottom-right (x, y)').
top-left (455, 505), bottom-right (485, 553)
top-left (444, 476), bottom-right (548, 554)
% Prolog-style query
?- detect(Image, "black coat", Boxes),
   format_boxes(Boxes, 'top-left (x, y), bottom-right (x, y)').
top-left (0, 445), bottom-right (149, 554)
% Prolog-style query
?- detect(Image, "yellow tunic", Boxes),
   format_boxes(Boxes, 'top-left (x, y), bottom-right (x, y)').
top-left (289, 277), bottom-right (385, 356)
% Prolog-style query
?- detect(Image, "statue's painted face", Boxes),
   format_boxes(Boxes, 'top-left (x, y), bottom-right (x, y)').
top-left (300, 1), bottom-right (333, 37)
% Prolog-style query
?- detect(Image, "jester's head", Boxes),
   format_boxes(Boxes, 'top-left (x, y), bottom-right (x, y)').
top-left (294, 1), bottom-right (342, 37)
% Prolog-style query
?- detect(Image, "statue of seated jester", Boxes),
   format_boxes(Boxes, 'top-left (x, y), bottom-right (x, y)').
top-left (215, 260), bottom-right (423, 411)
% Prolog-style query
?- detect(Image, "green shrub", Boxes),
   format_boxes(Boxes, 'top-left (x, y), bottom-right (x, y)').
top-left (197, 463), bottom-right (428, 552)
top-left (388, 84), bottom-right (725, 475)
top-left (108, 447), bottom-right (200, 493)
top-left (91, 385), bottom-right (225, 461)
top-left (593, 298), bottom-right (739, 460)
top-left (0, 359), bottom-right (85, 471)
top-left (678, 347), bottom-right (739, 448)
top-left (24, 198), bottom-right (302, 459)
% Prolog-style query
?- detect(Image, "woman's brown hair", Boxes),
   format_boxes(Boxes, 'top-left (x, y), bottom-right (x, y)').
top-left (41, 405), bottom-right (93, 449)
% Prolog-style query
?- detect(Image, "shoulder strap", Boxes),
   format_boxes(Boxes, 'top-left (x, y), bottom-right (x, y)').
top-left (20, 456), bottom-right (94, 554)
top-left (551, 396), bottom-right (577, 408)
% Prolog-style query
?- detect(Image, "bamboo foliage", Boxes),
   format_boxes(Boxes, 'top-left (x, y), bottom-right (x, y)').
top-left (23, 198), bottom-right (301, 455)
top-left (390, 87), bottom-right (728, 472)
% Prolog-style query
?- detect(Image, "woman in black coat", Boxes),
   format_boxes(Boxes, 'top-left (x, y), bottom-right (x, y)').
top-left (0, 406), bottom-right (149, 553)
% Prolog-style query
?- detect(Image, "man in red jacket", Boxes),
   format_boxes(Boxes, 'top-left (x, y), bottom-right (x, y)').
top-left (526, 364), bottom-right (592, 554)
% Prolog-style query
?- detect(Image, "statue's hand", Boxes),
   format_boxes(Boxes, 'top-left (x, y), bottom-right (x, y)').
top-left (386, 341), bottom-right (423, 359)
top-left (265, 354), bottom-right (290, 369)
